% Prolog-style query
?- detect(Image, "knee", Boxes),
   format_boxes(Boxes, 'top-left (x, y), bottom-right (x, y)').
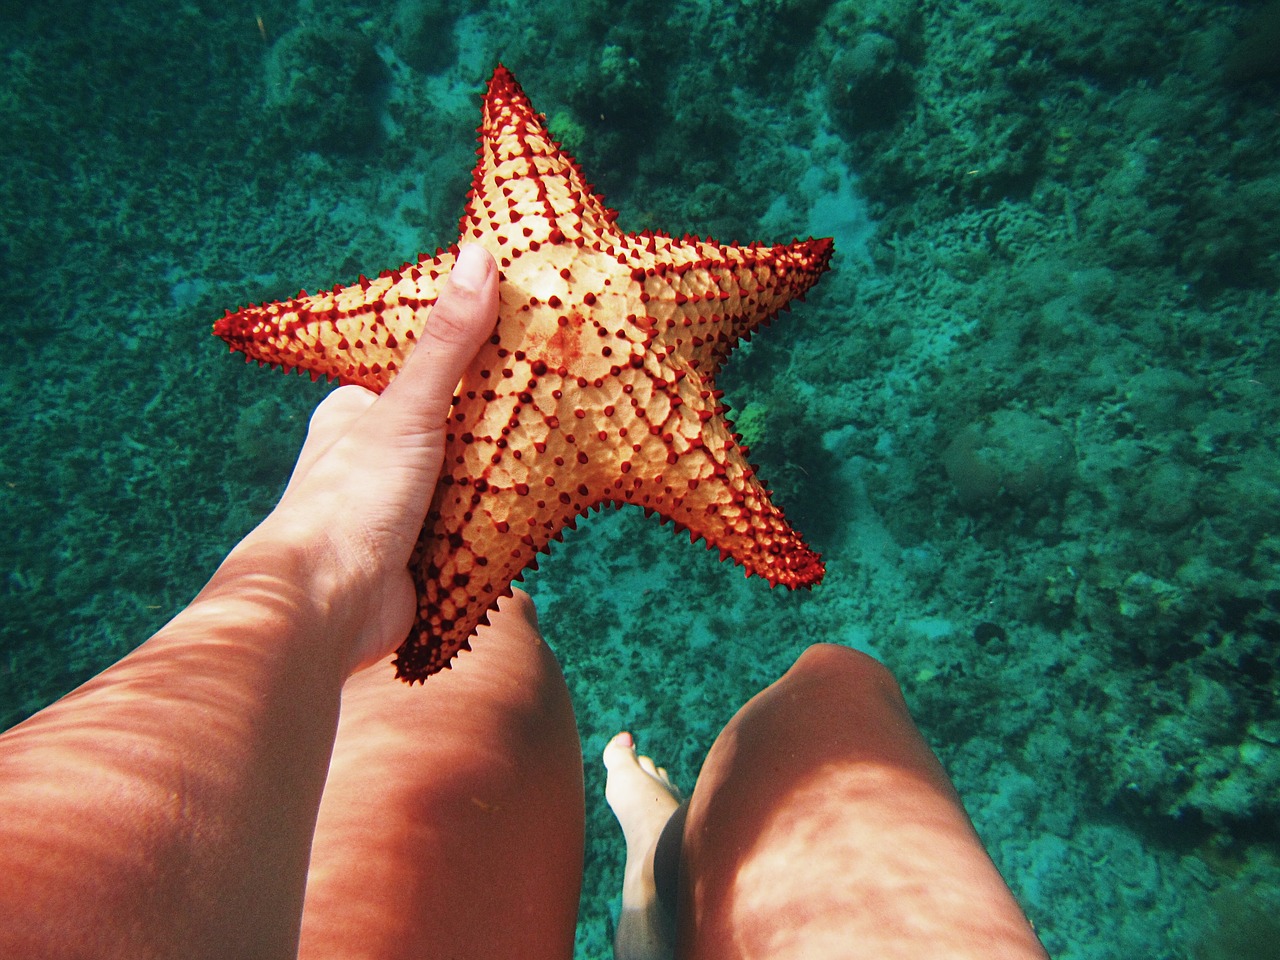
top-left (790, 643), bottom-right (900, 690)
top-left (501, 587), bottom-right (540, 631)
top-left (768, 644), bottom-right (911, 729)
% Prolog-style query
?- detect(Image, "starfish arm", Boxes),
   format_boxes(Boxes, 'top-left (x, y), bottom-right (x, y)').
top-left (623, 233), bottom-right (834, 379)
top-left (460, 65), bottom-right (622, 263)
top-left (391, 340), bottom-right (825, 680)
top-left (396, 481), bottom-right (594, 681)
top-left (622, 454), bottom-right (824, 588)
top-left (599, 354), bottom-right (825, 589)
top-left (213, 252), bottom-right (457, 390)
top-left (391, 324), bottom-right (607, 679)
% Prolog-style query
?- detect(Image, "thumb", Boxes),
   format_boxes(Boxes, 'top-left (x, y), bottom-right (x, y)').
top-left (376, 244), bottom-right (499, 432)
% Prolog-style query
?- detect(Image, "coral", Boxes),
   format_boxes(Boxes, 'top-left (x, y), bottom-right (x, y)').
top-left (388, 0), bottom-right (458, 74)
top-left (942, 410), bottom-right (1076, 511)
top-left (1192, 879), bottom-right (1280, 960)
top-left (1003, 0), bottom-right (1168, 84)
top-left (716, 0), bottom-right (837, 81)
top-left (1177, 174), bottom-right (1280, 292)
top-left (262, 24), bottom-right (388, 153)
top-left (1127, 460), bottom-right (1200, 531)
top-left (547, 110), bottom-right (588, 161)
top-left (1083, 580), bottom-right (1280, 832)
top-left (820, 0), bottom-right (921, 131)
top-left (1224, 0), bottom-right (1280, 83)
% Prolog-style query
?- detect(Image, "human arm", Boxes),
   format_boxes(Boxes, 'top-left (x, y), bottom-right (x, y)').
top-left (0, 246), bottom-right (499, 960)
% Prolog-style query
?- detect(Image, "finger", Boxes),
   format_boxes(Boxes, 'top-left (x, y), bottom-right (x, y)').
top-left (285, 386), bottom-right (376, 491)
top-left (307, 387), bottom-right (377, 449)
top-left (375, 244), bottom-right (499, 433)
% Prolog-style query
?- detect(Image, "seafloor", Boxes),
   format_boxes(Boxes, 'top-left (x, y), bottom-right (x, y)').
top-left (2, 0), bottom-right (1278, 957)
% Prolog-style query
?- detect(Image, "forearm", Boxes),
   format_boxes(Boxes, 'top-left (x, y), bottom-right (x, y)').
top-left (0, 521), bottom-right (354, 960)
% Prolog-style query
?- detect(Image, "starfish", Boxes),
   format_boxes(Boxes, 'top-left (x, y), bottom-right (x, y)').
top-left (214, 65), bottom-right (832, 681)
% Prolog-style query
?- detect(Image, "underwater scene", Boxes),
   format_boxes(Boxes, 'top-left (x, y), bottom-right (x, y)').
top-left (2, 0), bottom-right (1278, 956)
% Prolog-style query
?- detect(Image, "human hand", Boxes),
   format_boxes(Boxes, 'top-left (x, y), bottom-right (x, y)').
top-left (259, 244), bottom-right (499, 673)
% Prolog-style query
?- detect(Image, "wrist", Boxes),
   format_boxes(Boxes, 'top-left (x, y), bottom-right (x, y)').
top-left (193, 517), bottom-right (354, 665)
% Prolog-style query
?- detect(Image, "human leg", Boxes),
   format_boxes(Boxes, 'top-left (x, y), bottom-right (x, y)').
top-left (603, 732), bottom-right (684, 960)
top-left (299, 590), bottom-right (584, 960)
top-left (676, 643), bottom-right (1048, 960)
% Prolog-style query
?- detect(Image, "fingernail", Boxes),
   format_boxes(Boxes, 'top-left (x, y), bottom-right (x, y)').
top-left (451, 244), bottom-right (491, 293)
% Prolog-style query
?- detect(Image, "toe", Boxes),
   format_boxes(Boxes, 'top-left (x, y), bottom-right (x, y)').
top-left (604, 731), bottom-right (636, 769)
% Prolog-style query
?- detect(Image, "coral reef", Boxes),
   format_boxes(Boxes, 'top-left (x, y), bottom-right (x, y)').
top-left (1, 1), bottom-right (1277, 957)
top-left (942, 410), bottom-right (1076, 511)
top-left (263, 24), bottom-right (388, 153)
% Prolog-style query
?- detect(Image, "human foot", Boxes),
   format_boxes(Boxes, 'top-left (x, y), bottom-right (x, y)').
top-left (603, 732), bottom-right (681, 960)
top-left (604, 732), bottom-right (681, 841)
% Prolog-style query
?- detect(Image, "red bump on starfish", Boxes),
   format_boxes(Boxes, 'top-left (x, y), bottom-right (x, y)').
top-left (214, 64), bottom-right (833, 682)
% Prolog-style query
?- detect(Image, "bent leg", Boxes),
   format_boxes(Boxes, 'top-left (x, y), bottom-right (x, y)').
top-left (299, 591), bottom-right (584, 960)
top-left (678, 644), bottom-right (1047, 960)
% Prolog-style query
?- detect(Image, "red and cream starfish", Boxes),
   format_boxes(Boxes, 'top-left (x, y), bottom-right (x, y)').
top-left (215, 65), bottom-right (832, 681)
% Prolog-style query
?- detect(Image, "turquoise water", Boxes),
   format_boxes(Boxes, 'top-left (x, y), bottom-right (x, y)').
top-left (2, 1), bottom-right (1278, 956)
